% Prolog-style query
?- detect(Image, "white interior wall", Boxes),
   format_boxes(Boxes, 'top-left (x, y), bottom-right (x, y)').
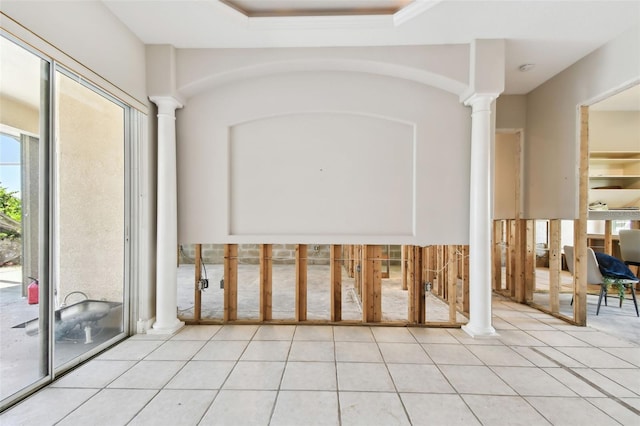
top-left (496, 95), bottom-right (527, 130)
top-left (494, 132), bottom-right (520, 219)
top-left (177, 71), bottom-right (471, 245)
top-left (229, 113), bottom-right (414, 237)
top-left (176, 45), bottom-right (470, 98)
top-left (525, 25), bottom-right (640, 219)
top-left (1, 2), bottom-right (147, 106)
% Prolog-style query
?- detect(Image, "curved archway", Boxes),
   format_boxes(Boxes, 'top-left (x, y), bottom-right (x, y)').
top-left (178, 58), bottom-right (468, 99)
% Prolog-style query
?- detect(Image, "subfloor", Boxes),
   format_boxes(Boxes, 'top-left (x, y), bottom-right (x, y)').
top-left (2, 298), bottom-right (639, 425)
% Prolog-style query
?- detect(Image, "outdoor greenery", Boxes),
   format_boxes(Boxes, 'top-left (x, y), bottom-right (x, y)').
top-left (0, 182), bottom-right (21, 239)
top-left (0, 183), bottom-right (21, 222)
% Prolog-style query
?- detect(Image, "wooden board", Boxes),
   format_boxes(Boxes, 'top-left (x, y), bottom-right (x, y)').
top-left (296, 244), bottom-right (308, 321)
top-left (194, 243), bottom-right (202, 321)
top-left (549, 220), bottom-right (561, 314)
top-left (330, 245), bottom-right (342, 322)
top-left (447, 245), bottom-right (457, 323)
top-left (224, 244), bottom-right (238, 321)
top-left (260, 244), bottom-right (273, 321)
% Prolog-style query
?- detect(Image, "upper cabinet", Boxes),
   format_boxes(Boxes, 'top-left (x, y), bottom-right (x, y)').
top-left (588, 95), bottom-right (640, 212)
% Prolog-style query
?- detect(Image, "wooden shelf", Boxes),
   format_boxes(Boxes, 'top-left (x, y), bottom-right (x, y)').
top-left (590, 151), bottom-right (640, 159)
top-left (588, 209), bottom-right (640, 220)
top-left (589, 150), bottom-right (640, 207)
top-left (589, 189), bottom-right (640, 209)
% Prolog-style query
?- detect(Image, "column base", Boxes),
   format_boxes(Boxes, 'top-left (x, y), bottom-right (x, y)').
top-left (462, 323), bottom-right (498, 338)
top-left (148, 319), bottom-right (185, 335)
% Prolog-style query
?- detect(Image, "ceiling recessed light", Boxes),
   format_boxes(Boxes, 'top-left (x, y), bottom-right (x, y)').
top-left (518, 63), bottom-right (536, 72)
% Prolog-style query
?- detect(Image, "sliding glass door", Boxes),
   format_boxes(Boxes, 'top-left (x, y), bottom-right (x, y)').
top-left (0, 35), bottom-right (50, 406)
top-left (52, 70), bottom-right (127, 368)
top-left (0, 34), bottom-right (130, 410)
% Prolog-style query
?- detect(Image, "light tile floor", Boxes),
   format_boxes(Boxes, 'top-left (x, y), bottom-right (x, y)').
top-left (2, 299), bottom-right (639, 426)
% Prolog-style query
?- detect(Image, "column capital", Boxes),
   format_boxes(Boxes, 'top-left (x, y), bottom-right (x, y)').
top-left (461, 92), bottom-right (499, 111)
top-left (149, 96), bottom-right (184, 116)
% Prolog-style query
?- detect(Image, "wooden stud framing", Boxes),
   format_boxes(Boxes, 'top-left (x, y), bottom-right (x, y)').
top-left (194, 244), bottom-right (202, 321)
top-left (416, 246), bottom-right (425, 324)
top-left (356, 245), bottom-right (363, 297)
top-left (401, 245), bottom-right (408, 291)
top-left (442, 246), bottom-right (449, 299)
top-left (515, 220), bottom-right (526, 303)
top-left (508, 220), bottom-right (517, 296)
top-left (260, 244), bottom-right (273, 321)
top-left (549, 220), bottom-right (562, 314)
top-left (295, 244), bottom-right (308, 322)
top-left (524, 220), bottom-right (536, 303)
top-left (407, 245), bottom-right (415, 322)
top-left (362, 245), bottom-right (382, 322)
top-left (407, 246), bottom-right (425, 324)
top-left (223, 244), bottom-right (238, 321)
top-left (574, 105), bottom-right (590, 326)
top-left (435, 245), bottom-right (444, 296)
top-left (348, 245), bottom-right (355, 278)
top-left (447, 245), bottom-right (457, 323)
top-left (604, 220), bottom-right (613, 255)
top-left (493, 220), bottom-right (503, 291)
top-left (462, 245), bottom-right (470, 314)
top-left (330, 245), bottom-right (342, 322)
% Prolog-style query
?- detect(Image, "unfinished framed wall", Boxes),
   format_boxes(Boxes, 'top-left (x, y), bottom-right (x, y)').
top-left (179, 244), bottom-right (469, 327)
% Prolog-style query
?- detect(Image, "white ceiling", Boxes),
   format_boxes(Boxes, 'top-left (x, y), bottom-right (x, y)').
top-left (100, 0), bottom-right (640, 94)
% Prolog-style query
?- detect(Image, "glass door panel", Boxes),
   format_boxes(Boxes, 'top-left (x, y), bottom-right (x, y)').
top-left (0, 36), bottom-right (49, 406)
top-left (53, 71), bottom-right (126, 368)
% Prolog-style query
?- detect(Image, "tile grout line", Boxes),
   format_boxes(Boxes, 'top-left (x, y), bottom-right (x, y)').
top-left (530, 347), bottom-right (640, 416)
top-left (266, 325), bottom-right (297, 426)
top-left (125, 328), bottom-right (219, 424)
top-left (52, 338), bottom-right (171, 425)
top-left (373, 327), bottom-right (413, 425)
top-left (172, 326), bottom-right (230, 426)
top-left (332, 326), bottom-right (343, 426)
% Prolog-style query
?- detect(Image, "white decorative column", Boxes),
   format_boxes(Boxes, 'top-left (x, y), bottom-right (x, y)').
top-left (149, 96), bottom-right (184, 334)
top-left (462, 93), bottom-right (498, 338)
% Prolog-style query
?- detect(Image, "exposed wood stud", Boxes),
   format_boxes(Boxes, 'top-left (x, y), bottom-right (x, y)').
top-left (407, 246), bottom-right (425, 324)
top-left (194, 243), bottom-right (202, 322)
top-left (549, 220), bottom-right (561, 314)
top-left (447, 245), bottom-right (457, 323)
top-left (416, 246), bottom-right (425, 324)
top-left (515, 219), bottom-right (526, 303)
top-left (508, 219), bottom-right (517, 297)
top-left (401, 245), bottom-right (408, 291)
top-left (296, 244), bottom-right (308, 322)
top-left (260, 244), bottom-right (273, 321)
top-left (330, 245), bottom-right (342, 322)
top-left (372, 245), bottom-right (382, 322)
top-left (493, 220), bottom-right (503, 291)
top-left (354, 245), bottom-right (362, 297)
top-left (223, 244), bottom-right (238, 321)
top-left (407, 246), bottom-right (416, 323)
top-left (604, 220), bottom-right (613, 255)
top-left (574, 105), bottom-right (589, 325)
top-left (462, 245), bottom-right (470, 314)
top-left (436, 245), bottom-right (444, 296)
top-left (525, 220), bottom-right (536, 303)
top-left (362, 245), bottom-right (382, 322)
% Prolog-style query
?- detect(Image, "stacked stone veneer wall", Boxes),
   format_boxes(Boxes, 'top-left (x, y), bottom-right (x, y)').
top-left (180, 244), bottom-right (402, 265)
